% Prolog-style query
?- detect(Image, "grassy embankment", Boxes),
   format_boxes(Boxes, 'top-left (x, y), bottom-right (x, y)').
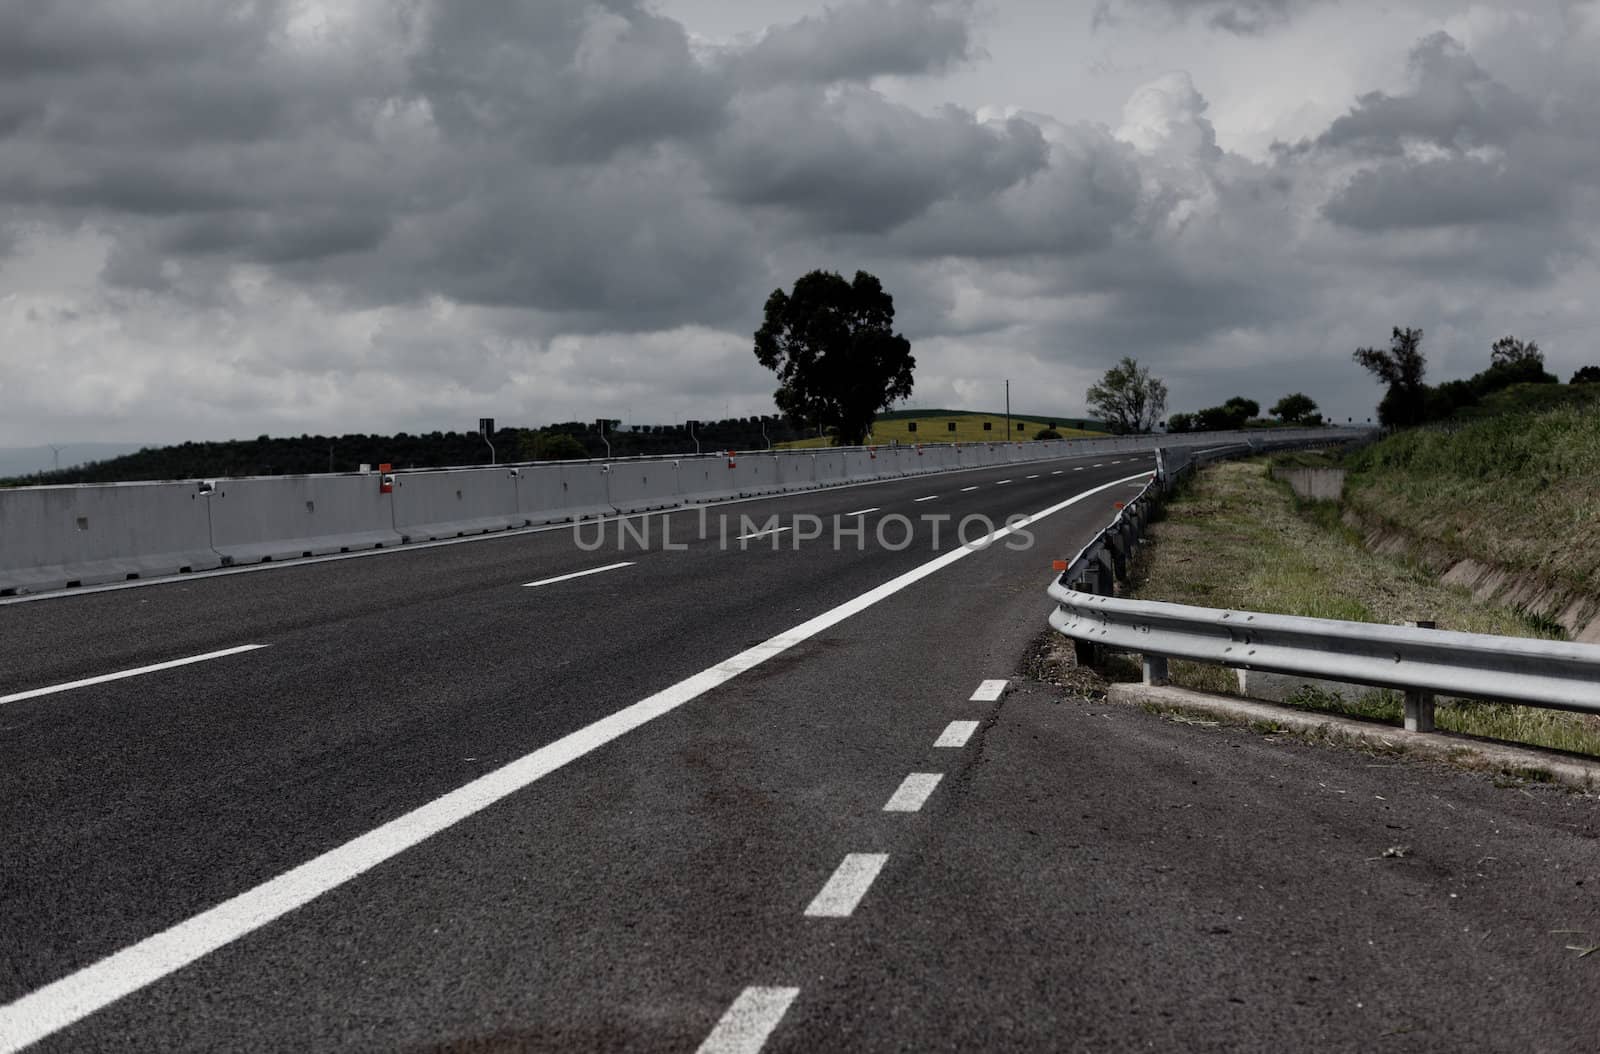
top-left (1124, 455), bottom-right (1600, 757)
top-left (1342, 384), bottom-right (1600, 598)
top-left (777, 411), bottom-right (1104, 449)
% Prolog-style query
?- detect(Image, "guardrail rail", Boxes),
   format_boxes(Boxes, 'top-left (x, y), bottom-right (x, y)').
top-left (1046, 440), bottom-right (1600, 727)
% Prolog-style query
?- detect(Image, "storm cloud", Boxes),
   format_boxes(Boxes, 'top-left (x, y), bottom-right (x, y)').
top-left (2, 0), bottom-right (1599, 446)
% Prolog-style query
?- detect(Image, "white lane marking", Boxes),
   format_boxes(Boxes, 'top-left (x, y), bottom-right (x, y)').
top-left (935, 720), bottom-right (980, 748)
top-left (0, 471), bottom-right (1150, 1053)
top-left (1026, 474), bottom-right (1039, 479)
top-left (960, 486), bottom-right (979, 492)
top-left (804, 854), bottom-right (889, 917)
top-left (1110, 460), bottom-right (1121, 465)
top-left (521, 561), bottom-right (634, 589)
top-left (1093, 463), bottom-right (1104, 467)
top-left (738, 526), bottom-right (792, 541)
top-left (843, 507), bottom-right (879, 517)
top-left (0, 645), bottom-right (268, 707)
top-left (913, 495), bottom-right (939, 503)
top-left (1073, 466), bottom-right (1084, 471)
top-left (883, 773), bottom-right (943, 813)
top-left (1051, 470), bottom-right (1063, 475)
top-left (698, 987), bottom-right (800, 1054)
top-left (995, 479), bottom-right (1013, 485)
top-left (970, 679), bottom-right (1008, 702)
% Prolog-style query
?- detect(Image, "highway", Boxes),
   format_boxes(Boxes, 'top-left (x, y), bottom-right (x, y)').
top-left (4, 450), bottom-right (1600, 1052)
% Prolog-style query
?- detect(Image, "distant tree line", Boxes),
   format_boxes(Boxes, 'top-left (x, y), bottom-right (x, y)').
top-left (1353, 329), bottom-right (1594, 427)
top-left (2, 416), bottom-right (807, 486)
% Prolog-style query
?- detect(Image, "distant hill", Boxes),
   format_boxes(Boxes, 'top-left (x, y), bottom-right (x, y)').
top-left (0, 443), bottom-right (151, 480)
top-left (778, 411), bottom-right (1107, 449)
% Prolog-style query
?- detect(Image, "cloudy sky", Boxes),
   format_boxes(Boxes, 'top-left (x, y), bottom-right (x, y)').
top-left (3, 0), bottom-right (1598, 445)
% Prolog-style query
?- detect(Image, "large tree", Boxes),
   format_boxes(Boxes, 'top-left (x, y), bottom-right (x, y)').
top-left (1086, 357), bottom-right (1168, 435)
top-left (1270, 392), bottom-right (1319, 424)
top-left (1353, 326), bottom-right (1428, 427)
top-left (753, 270), bottom-right (915, 446)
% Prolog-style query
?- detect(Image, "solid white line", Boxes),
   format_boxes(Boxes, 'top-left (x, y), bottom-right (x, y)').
top-left (934, 720), bottom-right (980, 748)
top-left (843, 507), bottom-right (879, 517)
top-left (960, 486), bottom-right (979, 492)
top-left (804, 854), bottom-right (889, 917)
top-left (995, 479), bottom-right (1013, 485)
top-left (883, 773), bottom-right (943, 812)
top-left (520, 561), bottom-right (634, 588)
top-left (0, 645), bottom-right (269, 707)
top-left (913, 495), bottom-right (939, 503)
top-left (0, 471), bottom-right (1149, 1053)
top-left (738, 526), bottom-right (792, 541)
top-left (698, 987), bottom-right (800, 1054)
top-left (970, 679), bottom-right (1008, 702)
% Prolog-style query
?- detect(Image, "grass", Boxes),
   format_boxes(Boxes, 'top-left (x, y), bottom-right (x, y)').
top-left (1344, 390), bottom-right (1600, 594)
top-left (1123, 458), bottom-right (1600, 757)
top-left (775, 411), bottom-right (1105, 449)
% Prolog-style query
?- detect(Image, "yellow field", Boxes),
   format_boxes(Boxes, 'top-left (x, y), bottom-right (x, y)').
top-left (776, 412), bottom-right (1105, 449)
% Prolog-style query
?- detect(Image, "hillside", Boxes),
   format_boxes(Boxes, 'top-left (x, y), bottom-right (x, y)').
top-left (1343, 383), bottom-right (1600, 595)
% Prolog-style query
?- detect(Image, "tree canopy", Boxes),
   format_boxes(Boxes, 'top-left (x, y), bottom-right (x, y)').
top-left (1086, 357), bottom-right (1168, 435)
top-left (1270, 392), bottom-right (1319, 424)
top-left (753, 269), bottom-right (915, 446)
top-left (1354, 326), bottom-right (1428, 427)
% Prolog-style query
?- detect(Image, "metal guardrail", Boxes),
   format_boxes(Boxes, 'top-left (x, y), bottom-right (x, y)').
top-left (1046, 438), bottom-right (1600, 727)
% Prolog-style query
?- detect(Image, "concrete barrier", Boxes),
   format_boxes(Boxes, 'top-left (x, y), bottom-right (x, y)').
top-left (551, 463), bottom-right (614, 520)
top-left (391, 468), bottom-right (524, 542)
top-left (775, 455), bottom-right (816, 491)
top-left (842, 450), bottom-right (884, 480)
top-left (812, 452), bottom-right (847, 486)
top-left (607, 460), bottom-right (682, 513)
top-left (514, 464), bottom-right (575, 525)
top-left (678, 458), bottom-right (740, 503)
top-left (0, 482), bottom-right (221, 594)
top-left (729, 454), bottom-right (782, 496)
top-left (209, 475), bottom-right (400, 564)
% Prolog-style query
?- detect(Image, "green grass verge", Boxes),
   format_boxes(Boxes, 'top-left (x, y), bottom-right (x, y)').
top-left (1344, 388), bottom-right (1600, 594)
top-left (1125, 459), bottom-right (1600, 757)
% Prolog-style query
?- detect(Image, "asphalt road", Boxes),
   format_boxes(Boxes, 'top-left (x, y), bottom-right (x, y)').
top-left (3, 449), bottom-right (1598, 1052)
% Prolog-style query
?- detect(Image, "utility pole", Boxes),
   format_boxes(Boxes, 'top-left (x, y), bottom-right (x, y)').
top-left (1005, 380), bottom-right (1011, 441)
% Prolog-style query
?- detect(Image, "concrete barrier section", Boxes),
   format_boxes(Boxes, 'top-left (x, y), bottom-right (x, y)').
top-left (841, 450), bottom-right (884, 480)
top-left (550, 463), bottom-right (614, 521)
top-left (0, 482), bottom-right (222, 594)
top-left (391, 467), bottom-right (524, 542)
top-left (730, 454), bottom-right (782, 496)
top-left (775, 455), bottom-right (816, 491)
top-left (678, 458), bottom-right (741, 503)
top-left (607, 461), bottom-right (682, 513)
top-left (210, 475), bottom-right (400, 564)
top-left (812, 452), bottom-right (847, 486)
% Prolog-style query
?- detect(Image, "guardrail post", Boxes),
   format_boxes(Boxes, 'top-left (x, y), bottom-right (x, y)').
top-left (1403, 620), bottom-right (1437, 732)
top-left (1142, 655), bottom-right (1169, 686)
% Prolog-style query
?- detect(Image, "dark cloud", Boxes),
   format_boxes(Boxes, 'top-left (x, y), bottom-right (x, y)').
top-left (1316, 33), bottom-right (1538, 156)
top-left (1093, 0), bottom-right (1314, 35)
top-left (1322, 156), bottom-right (1561, 231)
top-left (724, 0), bottom-right (978, 86)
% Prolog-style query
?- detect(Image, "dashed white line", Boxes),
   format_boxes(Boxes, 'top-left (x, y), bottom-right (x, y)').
top-left (1110, 460), bottom-right (1122, 465)
top-left (0, 472), bottom-right (1154, 1054)
top-left (844, 507), bottom-right (879, 517)
top-left (914, 495), bottom-right (939, 503)
top-left (697, 987), bottom-right (800, 1054)
top-left (960, 486), bottom-right (979, 492)
top-left (1051, 470), bottom-right (1064, 475)
top-left (738, 526), bottom-right (792, 541)
top-left (935, 720), bottom-right (980, 748)
top-left (970, 679), bottom-right (1008, 702)
top-left (0, 645), bottom-right (269, 707)
top-left (1073, 466), bottom-right (1085, 471)
top-left (521, 561), bottom-right (635, 589)
top-left (883, 773), bottom-right (944, 812)
top-left (995, 479), bottom-right (1013, 485)
top-left (804, 853), bottom-right (889, 917)
top-left (1026, 474), bottom-right (1040, 479)
top-left (1093, 463), bottom-right (1104, 467)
